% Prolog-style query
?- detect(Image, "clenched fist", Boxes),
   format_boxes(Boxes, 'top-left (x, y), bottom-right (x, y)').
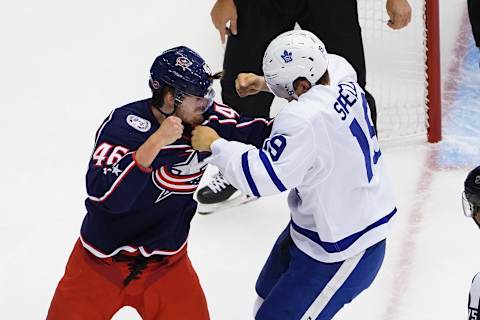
top-left (386, 0), bottom-right (412, 30)
top-left (156, 116), bottom-right (184, 146)
top-left (191, 126), bottom-right (221, 152)
top-left (135, 116), bottom-right (184, 169)
top-left (235, 73), bottom-right (268, 98)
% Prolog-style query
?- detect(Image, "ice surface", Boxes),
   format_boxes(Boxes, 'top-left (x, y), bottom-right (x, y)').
top-left (0, 1), bottom-right (478, 319)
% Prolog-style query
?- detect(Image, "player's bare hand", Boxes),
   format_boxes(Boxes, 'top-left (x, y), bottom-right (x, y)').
top-left (156, 116), bottom-right (184, 146)
top-left (386, 0), bottom-right (412, 30)
top-left (235, 73), bottom-right (266, 97)
top-left (211, 0), bottom-right (238, 44)
top-left (191, 126), bottom-right (220, 152)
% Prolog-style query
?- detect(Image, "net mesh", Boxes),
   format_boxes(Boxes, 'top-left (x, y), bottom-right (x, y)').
top-left (358, 0), bottom-right (428, 142)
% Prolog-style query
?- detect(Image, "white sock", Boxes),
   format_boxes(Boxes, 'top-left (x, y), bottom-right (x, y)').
top-left (253, 295), bottom-right (265, 318)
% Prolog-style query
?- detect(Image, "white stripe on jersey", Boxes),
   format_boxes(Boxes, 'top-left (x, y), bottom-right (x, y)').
top-left (80, 235), bottom-right (187, 258)
top-left (87, 152), bottom-right (135, 202)
top-left (90, 109), bottom-right (116, 158)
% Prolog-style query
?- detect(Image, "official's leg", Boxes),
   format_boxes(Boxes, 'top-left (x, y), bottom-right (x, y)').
top-left (300, 0), bottom-right (365, 86)
top-left (198, 0), bottom-right (302, 210)
top-left (364, 90), bottom-right (377, 131)
top-left (468, 0), bottom-right (480, 48)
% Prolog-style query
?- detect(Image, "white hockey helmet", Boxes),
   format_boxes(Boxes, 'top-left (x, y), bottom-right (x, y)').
top-left (262, 30), bottom-right (329, 99)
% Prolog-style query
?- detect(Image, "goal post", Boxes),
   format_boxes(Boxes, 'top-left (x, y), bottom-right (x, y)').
top-left (425, 0), bottom-right (441, 143)
top-left (358, 0), bottom-right (441, 143)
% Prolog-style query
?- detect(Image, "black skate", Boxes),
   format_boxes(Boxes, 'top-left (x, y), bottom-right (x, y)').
top-left (195, 172), bottom-right (256, 214)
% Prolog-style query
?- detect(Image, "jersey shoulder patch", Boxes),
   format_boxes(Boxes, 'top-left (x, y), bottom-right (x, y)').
top-left (126, 114), bottom-right (151, 132)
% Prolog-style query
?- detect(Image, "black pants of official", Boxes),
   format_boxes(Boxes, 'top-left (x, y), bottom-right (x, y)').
top-left (222, 0), bottom-right (377, 127)
top-left (468, 0), bottom-right (480, 47)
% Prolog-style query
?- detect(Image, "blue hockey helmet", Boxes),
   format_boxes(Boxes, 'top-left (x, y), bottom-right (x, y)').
top-left (463, 166), bottom-right (480, 225)
top-left (150, 46), bottom-right (214, 98)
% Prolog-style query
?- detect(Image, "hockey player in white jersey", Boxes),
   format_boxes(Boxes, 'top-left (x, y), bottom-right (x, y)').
top-left (191, 30), bottom-right (397, 319)
top-left (462, 166), bottom-right (480, 319)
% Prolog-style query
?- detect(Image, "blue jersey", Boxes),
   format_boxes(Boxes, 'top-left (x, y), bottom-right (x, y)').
top-left (80, 99), bottom-right (272, 258)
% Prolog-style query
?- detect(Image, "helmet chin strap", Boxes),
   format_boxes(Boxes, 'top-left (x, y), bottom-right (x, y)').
top-left (156, 89), bottom-right (183, 117)
top-left (156, 104), bottom-right (176, 117)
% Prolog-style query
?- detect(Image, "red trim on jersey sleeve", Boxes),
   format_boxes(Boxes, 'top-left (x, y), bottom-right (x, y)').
top-left (132, 152), bottom-right (153, 173)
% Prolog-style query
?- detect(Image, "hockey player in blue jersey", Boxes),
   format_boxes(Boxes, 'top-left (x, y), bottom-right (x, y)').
top-left (462, 166), bottom-right (480, 319)
top-left (191, 30), bottom-right (397, 319)
top-left (47, 46), bottom-right (273, 319)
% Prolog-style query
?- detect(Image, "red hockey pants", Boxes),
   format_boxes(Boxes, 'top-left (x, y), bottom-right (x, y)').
top-left (47, 239), bottom-right (210, 320)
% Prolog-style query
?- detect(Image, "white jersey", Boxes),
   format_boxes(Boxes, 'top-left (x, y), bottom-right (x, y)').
top-left (208, 54), bottom-right (396, 263)
top-left (469, 273), bottom-right (480, 319)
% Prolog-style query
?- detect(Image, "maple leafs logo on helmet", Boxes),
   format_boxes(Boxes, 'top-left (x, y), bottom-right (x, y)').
top-left (281, 50), bottom-right (293, 63)
top-left (175, 56), bottom-right (193, 71)
top-left (262, 30), bottom-right (329, 100)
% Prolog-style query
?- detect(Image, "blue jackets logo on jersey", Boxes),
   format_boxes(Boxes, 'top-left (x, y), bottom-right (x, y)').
top-left (152, 150), bottom-right (207, 202)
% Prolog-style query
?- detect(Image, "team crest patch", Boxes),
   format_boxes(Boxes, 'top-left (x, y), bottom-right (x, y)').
top-left (175, 56), bottom-right (193, 71)
top-left (152, 150), bottom-right (207, 202)
top-left (281, 50), bottom-right (293, 63)
top-left (126, 115), bottom-right (151, 132)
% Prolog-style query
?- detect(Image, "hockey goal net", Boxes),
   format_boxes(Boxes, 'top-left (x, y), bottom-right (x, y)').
top-left (358, 0), bottom-right (441, 143)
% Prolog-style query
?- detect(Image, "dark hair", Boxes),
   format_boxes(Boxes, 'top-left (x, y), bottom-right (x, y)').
top-left (208, 71), bottom-right (224, 81)
top-left (150, 84), bottom-right (174, 109)
top-left (316, 70), bottom-right (330, 85)
top-left (293, 70), bottom-right (330, 91)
